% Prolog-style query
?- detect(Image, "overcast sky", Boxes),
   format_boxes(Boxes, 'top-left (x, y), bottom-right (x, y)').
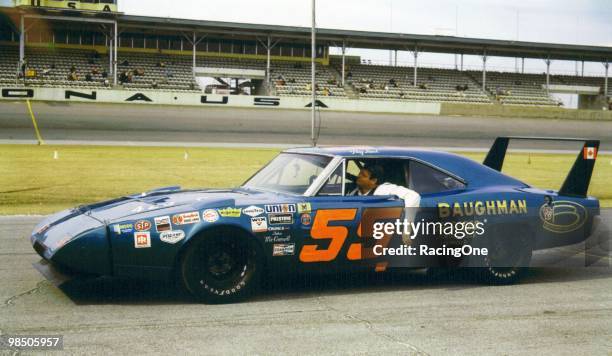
top-left (117, 0), bottom-right (612, 75)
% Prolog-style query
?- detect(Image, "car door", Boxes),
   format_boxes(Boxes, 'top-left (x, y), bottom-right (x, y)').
top-left (297, 159), bottom-right (405, 272)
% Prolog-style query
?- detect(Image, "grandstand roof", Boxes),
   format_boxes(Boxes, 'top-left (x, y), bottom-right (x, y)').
top-left (118, 15), bottom-right (612, 62)
top-left (3, 6), bottom-right (611, 63)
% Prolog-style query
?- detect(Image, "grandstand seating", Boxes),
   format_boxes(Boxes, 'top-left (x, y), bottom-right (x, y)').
top-left (1, 44), bottom-right (610, 106)
top-left (337, 62), bottom-right (490, 104)
top-left (467, 70), bottom-right (560, 106)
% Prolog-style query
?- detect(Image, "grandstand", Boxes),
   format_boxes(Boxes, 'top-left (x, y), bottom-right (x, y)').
top-left (1, 3), bottom-right (611, 109)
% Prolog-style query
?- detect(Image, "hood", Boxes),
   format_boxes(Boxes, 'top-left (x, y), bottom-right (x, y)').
top-left (76, 186), bottom-right (268, 223)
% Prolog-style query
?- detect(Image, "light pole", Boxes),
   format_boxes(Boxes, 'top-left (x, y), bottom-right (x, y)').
top-left (311, 0), bottom-right (317, 146)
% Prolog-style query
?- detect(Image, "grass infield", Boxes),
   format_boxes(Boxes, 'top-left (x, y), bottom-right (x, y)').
top-left (1, 144), bottom-right (610, 215)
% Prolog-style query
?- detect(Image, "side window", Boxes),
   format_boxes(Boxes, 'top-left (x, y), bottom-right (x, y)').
top-left (408, 161), bottom-right (465, 194)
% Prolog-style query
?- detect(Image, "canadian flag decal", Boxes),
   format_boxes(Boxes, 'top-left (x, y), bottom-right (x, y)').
top-left (583, 147), bottom-right (597, 160)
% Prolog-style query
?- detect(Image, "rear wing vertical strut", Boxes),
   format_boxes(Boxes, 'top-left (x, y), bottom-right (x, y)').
top-left (483, 137), bottom-right (600, 197)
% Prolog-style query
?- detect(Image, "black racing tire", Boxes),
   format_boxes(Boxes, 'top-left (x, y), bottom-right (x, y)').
top-left (180, 229), bottom-right (262, 304)
top-left (471, 225), bottom-right (533, 285)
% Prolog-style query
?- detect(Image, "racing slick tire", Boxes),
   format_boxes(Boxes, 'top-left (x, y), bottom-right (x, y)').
top-left (471, 224), bottom-right (533, 285)
top-left (180, 229), bottom-right (263, 304)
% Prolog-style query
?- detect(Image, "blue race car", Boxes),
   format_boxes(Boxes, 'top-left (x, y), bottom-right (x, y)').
top-left (30, 137), bottom-right (601, 303)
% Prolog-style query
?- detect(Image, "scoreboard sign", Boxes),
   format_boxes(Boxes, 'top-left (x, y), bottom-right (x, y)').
top-left (15, 0), bottom-right (118, 13)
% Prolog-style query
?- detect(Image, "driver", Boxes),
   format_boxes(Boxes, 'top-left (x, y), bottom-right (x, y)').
top-left (350, 164), bottom-right (420, 244)
top-left (349, 164), bottom-right (421, 207)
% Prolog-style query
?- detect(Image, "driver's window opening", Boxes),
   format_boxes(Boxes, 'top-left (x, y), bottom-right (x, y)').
top-left (316, 158), bottom-right (466, 197)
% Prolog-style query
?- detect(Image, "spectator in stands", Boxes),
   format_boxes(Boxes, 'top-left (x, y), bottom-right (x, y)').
top-left (120, 59), bottom-right (129, 66)
top-left (67, 72), bottom-right (78, 81)
top-left (91, 67), bottom-right (100, 75)
top-left (399, 92), bottom-right (406, 99)
top-left (384, 84), bottom-right (390, 91)
top-left (42, 66), bottom-right (51, 77)
top-left (322, 87), bottom-right (331, 96)
top-left (418, 83), bottom-right (428, 90)
top-left (20, 59), bottom-right (28, 77)
top-left (104, 79), bottom-right (110, 87)
top-left (164, 68), bottom-right (173, 78)
top-left (359, 87), bottom-right (368, 94)
top-left (347, 71), bottom-right (353, 80)
top-left (70, 65), bottom-right (77, 73)
top-left (101, 70), bottom-right (108, 79)
top-left (305, 83), bottom-right (312, 91)
top-left (389, 78), bottom-right (397, 87)
top-left (157, 61), bottom-right (166, 68)
top-left (119, 71), bottom-right (128, 84)
top-left (85, 73), bottom-right (92, 82)
top-left (327, 78), bottom-right (337, 85)
top-left (151, 80), bottom-right (159, 89)
top-left (288, 86), bottom-right (295, 94)
top-left (288, 78), bottom-right (296, 84)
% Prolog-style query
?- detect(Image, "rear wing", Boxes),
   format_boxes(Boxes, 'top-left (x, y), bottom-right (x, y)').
top-left (483, 136), bottom-right (600, 197)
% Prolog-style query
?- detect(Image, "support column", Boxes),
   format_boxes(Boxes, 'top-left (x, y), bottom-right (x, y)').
top-left (482, 51), bottom-right (487, 91)
top-left (545, 57), bottom-right (551, 96)
top-left (267, 35), bottom-right (271, 85)
top-left (413, 46), bottom-right (418, 87)
top-left (341, 41), bottom-right (346, 87)
top-left (460, 53), bottom-right (463, 71)
top-left (582, 60), bottom-right (585, 77)
top-left (192, 32), bottom-right (196, 73)
top-left (394, 49), bottom-right (397, 66)
top-left (521, 57), bottom-right (525, 74)
top-left (113, 21), bottom-right (118, 86)
top-left (108, 35), bottom-right (113, 82)
top-left (604, 61), bottom-right (609, 98)
top-left (19, 14), bottom-right (25, 76)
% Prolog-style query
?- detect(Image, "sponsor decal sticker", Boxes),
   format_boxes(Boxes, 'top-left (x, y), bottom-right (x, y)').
top-left (159, 230), bottom-right (185, 244)
top-left (265, 235), bottom-right (292, 243)
top-left (135, 220), bottom-right (151, 231)
top-left (251, 217), bottom-right (268, 232)
top-left (172, 211), bottom-right (201, 225)
top-left (154, 216), bottom-right (172, 232)
top-left (113, 223), bottom-right (134, 234)
top-left (539, 201), bottom-right (588, 233)
top-left (134, 231), bottom-right (151, 248)
top-left (583, 147), bottom-right (597, 160)
top-left (297, 202), bottom-right (312, 213)
top-left (273, 243), bottom-right (295, 256)
top-left (217, 207), bottom-right (242, 218)
top-left (269, 213), bottom-right (294, 225)
top-left (267, 226), bottom-right (289, 232)
top-left (265, 204), bottom-right (297, 214)
top-left (301, 213), bottom-right (312, 226)
top-left (203, 209), bottom-right (220, 223)
top-left (243, 205), bottom-right (265, 217)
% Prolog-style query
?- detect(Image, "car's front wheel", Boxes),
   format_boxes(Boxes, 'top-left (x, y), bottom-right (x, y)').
top-left (180, 230), bottom-right (262, 304)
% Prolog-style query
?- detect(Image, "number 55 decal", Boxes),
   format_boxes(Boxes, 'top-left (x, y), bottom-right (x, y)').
top-left (299, 207), bottom-right (403, 263)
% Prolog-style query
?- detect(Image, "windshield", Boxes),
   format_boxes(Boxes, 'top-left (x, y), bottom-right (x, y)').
top-left (242, 153), bottom-right (333, 195)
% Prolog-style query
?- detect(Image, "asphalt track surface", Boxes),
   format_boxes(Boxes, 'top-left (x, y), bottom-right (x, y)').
top-left (2, 101), bottom-right (612, 150)
top-left (1, 216), bottom-right (611, 354)
top-left (2, 102), bottom-right (612, 354)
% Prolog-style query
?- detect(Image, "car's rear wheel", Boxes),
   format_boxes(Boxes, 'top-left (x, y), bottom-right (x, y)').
top-left (472, 225), bottom-right (533, 285)
top-left (181, 230), bottom-right (262, 304)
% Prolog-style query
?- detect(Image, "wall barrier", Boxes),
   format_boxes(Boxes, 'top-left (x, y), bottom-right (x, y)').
top-left (0, 87), bottom-right (442, 115)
